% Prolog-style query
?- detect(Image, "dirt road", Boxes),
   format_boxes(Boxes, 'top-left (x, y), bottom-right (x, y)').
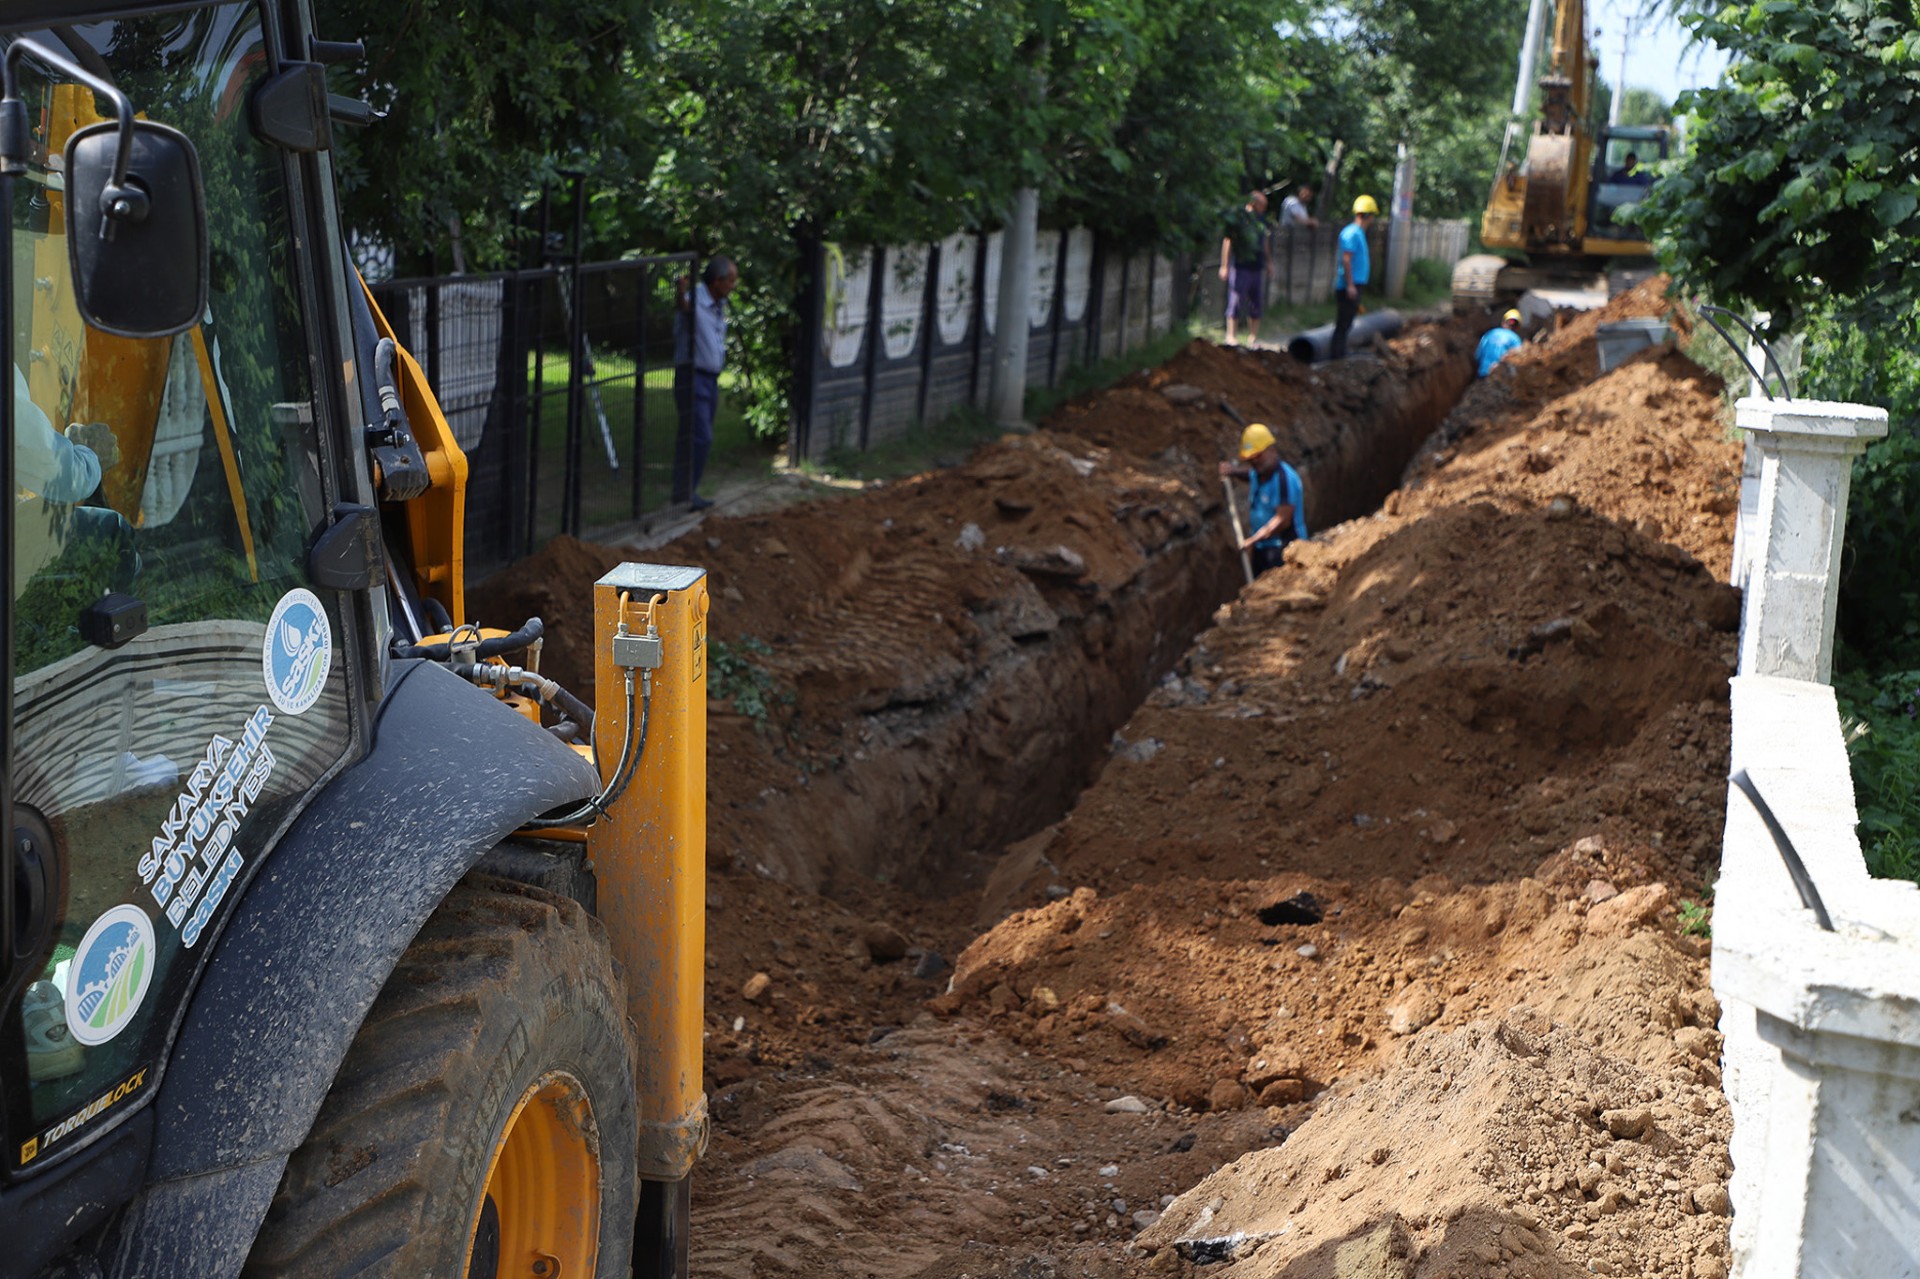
top-left (480, 281), bottom-right (1742, 1278)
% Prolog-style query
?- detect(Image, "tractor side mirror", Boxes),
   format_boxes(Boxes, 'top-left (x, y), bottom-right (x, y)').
top-left (64, 120), bottom-right (207, 339)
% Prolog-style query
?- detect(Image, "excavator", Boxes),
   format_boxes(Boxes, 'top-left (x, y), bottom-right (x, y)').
top-left (0, 4), bottom-right (707, 1277)
top-left (1451, 0), bottom-right (1670, 309)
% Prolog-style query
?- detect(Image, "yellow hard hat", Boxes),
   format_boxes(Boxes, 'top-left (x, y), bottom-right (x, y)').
top-left (1352, 194), bottom-right (1379, 215)
top-left (1239, 422), bottom-right (1277, 460)
top-left (1503, 308), bottom-right (1522, 323)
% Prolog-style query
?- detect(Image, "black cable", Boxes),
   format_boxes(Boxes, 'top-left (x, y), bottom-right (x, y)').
top-left (1697, 304), bottom-right (1794, 399)
top-left (1694, 310), bottom-right (1772, 399)
top-left (1729, 769), bottom-right (1836, 932)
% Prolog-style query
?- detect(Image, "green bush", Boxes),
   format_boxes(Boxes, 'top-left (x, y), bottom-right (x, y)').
top-left (1405, 257), bottom-right (1452, 300)
top-left (1835, 668), bottom-right (1920, 882)
top-left (1802, 307), bottom-right (1920, 668)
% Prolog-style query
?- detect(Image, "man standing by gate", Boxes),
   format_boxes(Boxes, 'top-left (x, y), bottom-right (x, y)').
top-left (1218, 191), bottom-right (1271, 346)
top-left (674, 255), bottom-right (739, 510)
top-left (1331, 196), bottom-right (1377, 359)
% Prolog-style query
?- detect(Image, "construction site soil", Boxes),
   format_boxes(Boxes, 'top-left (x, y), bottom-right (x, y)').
top-left (477, 280), bottom-right (1744, 1279)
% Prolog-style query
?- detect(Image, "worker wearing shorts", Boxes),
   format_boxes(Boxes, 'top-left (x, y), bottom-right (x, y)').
top-left (1220, 193), bottom-right (1271, 345)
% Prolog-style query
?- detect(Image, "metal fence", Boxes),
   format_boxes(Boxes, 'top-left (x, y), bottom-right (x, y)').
top-left (791, 229), bottom-right (1190, 464)
top-left (371, 252), bottom-right (695, 575)
top-left (1192, 218), bottom-right (1473, 317)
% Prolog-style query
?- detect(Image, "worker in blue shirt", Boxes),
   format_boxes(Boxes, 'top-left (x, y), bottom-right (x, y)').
top-left (1218, 422), bottom-right (1308, 575)
top-left (1475, 309), bottom-right (1524, 376)
top-left (1331, 195), bottom-right (1377, 359)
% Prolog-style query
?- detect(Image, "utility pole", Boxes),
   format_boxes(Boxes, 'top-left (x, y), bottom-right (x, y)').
top-left (989, 42), bottom-right (1046, 430)
top-left (1610, 10), bottom-right (1638, 125)
top-left (989, 187), bottom-right (1038, 428)
top-left (1386, 143), bottom-right (1414, 300)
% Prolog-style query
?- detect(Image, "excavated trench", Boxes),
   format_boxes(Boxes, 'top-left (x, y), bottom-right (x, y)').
top-left (473, 323), bottom-right (1477, 898)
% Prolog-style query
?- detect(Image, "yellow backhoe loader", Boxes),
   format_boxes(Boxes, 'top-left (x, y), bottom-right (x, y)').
top-left (1452, 0), bottom-right (1669, 308)
top-left (0, 6), bottom-right (705, 1276)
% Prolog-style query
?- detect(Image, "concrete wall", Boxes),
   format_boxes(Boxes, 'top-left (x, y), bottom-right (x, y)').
top-left (792, 231), bottom-right (1182, 464)
top-left (1714, 397), bottom-right (1920, 1278)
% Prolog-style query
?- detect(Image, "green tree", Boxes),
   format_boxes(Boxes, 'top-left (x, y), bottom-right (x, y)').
top-left (1616, 86), bottom-right (1673, 126)
top-left (1638, 0), bottom-right (1920, 328)
top-left (318, 0), bottom-right (661, 274)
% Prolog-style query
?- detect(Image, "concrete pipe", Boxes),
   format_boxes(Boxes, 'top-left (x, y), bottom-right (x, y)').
top-left (1287, 309), bottom-right (1405, 364)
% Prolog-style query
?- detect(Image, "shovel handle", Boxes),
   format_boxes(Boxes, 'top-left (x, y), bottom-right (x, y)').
top-left (1221, 475), bottom-right (1255, 585)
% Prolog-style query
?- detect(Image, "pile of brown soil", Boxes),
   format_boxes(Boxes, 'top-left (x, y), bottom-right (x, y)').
top-left (472, 280), bottom-right (1743, 1279)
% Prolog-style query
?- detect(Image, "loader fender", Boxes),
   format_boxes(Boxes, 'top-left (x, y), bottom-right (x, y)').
top-left (98, 658), bottom-right (598, 1278)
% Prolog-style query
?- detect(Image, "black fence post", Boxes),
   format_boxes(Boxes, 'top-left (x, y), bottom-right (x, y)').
top-left (1145, 253), bottom-right (1157, 343)
top-left (968, 234), bottom-right (988, 408)
top-left (1085, 235), bottom-right (1106, 366)
top-left (500, 271), bottom-right (527, 562)
top-left (857, 246), bottom-right (885, 452)
top-left (631, 262), bottom-right (648, 520)
top-left (916, 240), bottom-right (940, 426)
top-left (562, 177), bottom-right (588, 536)
top-left (424, 281), bottom-right (442, 395)
top-left (1046, 231), bottom-right (1069, 387)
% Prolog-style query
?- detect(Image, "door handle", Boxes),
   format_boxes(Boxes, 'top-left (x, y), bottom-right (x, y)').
top-left (11, 808), bottom-right (63, 966)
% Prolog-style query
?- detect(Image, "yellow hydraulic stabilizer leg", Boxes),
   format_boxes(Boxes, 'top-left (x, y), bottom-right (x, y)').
top-left (587, 564), bottom-right (711, 1197)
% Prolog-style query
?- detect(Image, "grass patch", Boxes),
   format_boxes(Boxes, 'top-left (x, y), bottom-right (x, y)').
top-left (709, 636), bottom-right (791, 723)
top-left (1677, 889), bottom-right (1714, 939)
top-left (802, 327), bottom-right (1200, 483)
top-left (1835, 666), bottom-right (1920, 882)
top-left (1024, 323), bottom-right (1196, 421)
top-left (808, 405), bottom-right (1011, 484)
top-left (524, 349), bottom-right (776, 537)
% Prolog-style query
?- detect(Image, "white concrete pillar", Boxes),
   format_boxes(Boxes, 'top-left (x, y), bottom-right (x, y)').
top-left (1734, 398), bottom-right (1887, 682)
top-left (1717, 933), bottom-right (1920, 1279)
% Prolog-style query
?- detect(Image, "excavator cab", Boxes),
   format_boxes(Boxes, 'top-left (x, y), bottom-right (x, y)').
top-left (1587, 125), bottom-right (1669, 246)
top-left (0, 5), bottom-right (706, 1277)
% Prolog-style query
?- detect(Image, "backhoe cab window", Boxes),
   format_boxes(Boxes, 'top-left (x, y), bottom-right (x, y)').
top-left (1591, 135), bottom-right (1664, 237)
top-left (4, 7), bottom-right (350, 1169)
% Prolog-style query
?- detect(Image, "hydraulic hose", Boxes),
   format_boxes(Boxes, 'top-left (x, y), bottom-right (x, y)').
top-left (451, 660), bottom-right (596, 738)
top-left (393, 616), bottom-right (544, 662)
top-left (521, 668), bottom-right (651, 829)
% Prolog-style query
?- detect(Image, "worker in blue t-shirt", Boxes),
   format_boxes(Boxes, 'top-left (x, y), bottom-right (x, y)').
top-left (1218, 422), bottom-right (1308, 576)
top-left (1475, 309), bottom-right (1524, 376)
top-left (1331, 195), bottom-right (1377, 359)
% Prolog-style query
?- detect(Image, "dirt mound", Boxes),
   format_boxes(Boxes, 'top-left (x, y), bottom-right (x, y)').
top-left (474, 328), bottom-right (1470, 899)
top-left (475, 291), bottom-right (1740, 1279)
top-left (967, 498), bottom-right (1735, 909)
top-left (937, 861), bottom-right (1716, 1116)
top-left (1140, 997), bottom-right (1731, 1279)
top-left (928, 291), bottom-right (1739, 1277)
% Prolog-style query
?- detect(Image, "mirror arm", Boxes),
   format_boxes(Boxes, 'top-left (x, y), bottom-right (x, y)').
top-left (0, 37), bottom-right (141, 227)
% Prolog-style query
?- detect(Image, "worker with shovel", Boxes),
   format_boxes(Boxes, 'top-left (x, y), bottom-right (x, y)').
top-left (1218, 422), bottom-right (1307, 577)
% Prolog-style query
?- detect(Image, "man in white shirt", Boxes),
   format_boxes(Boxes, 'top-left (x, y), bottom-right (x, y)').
top-left (672, 255), bottom-right (739, 511)
top-left (1278, 186), bottom-right (1317, 230)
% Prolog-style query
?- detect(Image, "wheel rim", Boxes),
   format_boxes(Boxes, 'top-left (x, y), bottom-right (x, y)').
top-left (465, 1071), bottom-right (601, 1278)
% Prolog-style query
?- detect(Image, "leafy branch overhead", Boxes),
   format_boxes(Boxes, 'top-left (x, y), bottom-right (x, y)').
top-left (1638, 0), bottom-right (1920, 326)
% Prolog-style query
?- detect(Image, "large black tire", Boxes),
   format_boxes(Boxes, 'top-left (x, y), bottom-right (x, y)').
top-left (244, 874), bottom-right (638, 1278)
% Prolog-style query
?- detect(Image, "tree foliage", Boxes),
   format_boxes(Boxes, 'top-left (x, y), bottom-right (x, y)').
top-left (318, 0), bottom-right (660, 274)
top-left (324, 0), bottom-right (1527, 429)
top-left (1616, 87), bottom-right (1673, 126)
top-left (1638, 0), bottom-right (1920, 328)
